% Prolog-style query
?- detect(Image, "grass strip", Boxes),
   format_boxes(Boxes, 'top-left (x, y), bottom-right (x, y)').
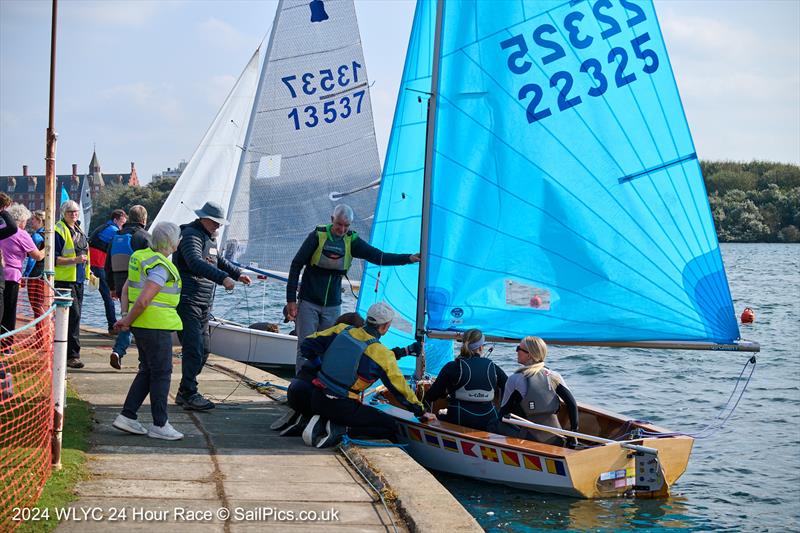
top-left (17, 384), bottom-right (92, 533)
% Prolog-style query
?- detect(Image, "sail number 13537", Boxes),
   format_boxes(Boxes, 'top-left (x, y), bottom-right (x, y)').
top-left (500, 0), bottom-right (660, 124)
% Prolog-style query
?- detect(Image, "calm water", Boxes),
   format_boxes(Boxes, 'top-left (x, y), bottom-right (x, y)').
top-left (83, 244), bottom-right (800, 532)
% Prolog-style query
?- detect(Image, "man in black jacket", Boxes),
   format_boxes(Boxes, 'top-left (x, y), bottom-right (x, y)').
top-left (173, 201), bottom-right (251, 411)
top-left (286, 204), bottom-right (419, 373)
top-left (105, 205), bottom-right (150, 370)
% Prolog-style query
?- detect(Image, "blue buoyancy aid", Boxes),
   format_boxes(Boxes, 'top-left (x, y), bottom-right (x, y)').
top-left (109, 232), bottom-right (134, 273)
top-left (317, 327), bottom-right (378, 399)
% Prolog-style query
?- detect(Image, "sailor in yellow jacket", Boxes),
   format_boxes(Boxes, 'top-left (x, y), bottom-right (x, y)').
top-left (111, 222), bottom-right (184, 441)
top-left (300, 302), bottom-right (433, 448)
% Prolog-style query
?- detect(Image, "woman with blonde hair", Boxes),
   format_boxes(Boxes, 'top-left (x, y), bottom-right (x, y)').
top-left (425, 328), bottom-right (508, 432)
top-left (499, 336), bottom-right (579, 446)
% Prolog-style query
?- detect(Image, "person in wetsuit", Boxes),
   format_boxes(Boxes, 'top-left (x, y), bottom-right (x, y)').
top-left (425, 329), bottom-right (509, 433)
top-left (499, 335), bottom-right (579, 446)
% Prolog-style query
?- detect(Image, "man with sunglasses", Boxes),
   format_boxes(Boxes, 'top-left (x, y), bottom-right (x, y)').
top-left (172, 201), bottom-right (251, 411)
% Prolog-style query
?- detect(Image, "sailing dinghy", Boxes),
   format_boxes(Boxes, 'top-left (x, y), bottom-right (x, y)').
top-left (154, 0), bottom-right (382, 368)
top-left (358, 0), bottom-right (759, 497)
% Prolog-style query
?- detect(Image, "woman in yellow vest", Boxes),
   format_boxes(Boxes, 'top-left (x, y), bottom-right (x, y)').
top-left (111, 222), bottom-right (184, 440)
top-left (54, 200), bottom-right (91, 369)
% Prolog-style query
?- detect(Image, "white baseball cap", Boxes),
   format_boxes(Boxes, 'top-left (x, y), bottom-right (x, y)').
top-left (366, 302), bottom-right (394, 325)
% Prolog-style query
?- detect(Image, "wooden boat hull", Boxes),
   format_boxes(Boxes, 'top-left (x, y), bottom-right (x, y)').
top-left (365, 390), bottom-right (693, 499)
top-left (207, 320), bottom-right (296, 369)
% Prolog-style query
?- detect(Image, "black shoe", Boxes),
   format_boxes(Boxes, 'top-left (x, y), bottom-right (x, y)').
top-left (270, 408), bottom-right (299, 431)
top-left (175, 393), bottom-right (185, 406)
top-left (66, 358), bottom-right (84, 369)
top-left (181, 393), bottom-right (215, 411)
top-left (280, 415), bottom-right (309, 437)
top-left (302, 415), bottom-right (327, 446)
top-left (316, 421), bottom-right (347, 448)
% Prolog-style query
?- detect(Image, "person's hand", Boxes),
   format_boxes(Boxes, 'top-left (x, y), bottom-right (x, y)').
top-left (238, 274), bottom-right (252, 285)
top-left (111, 293), bottom-right (119, 301)
top-left (416, 412), bottom-right (436, 423)
top-left (286, 301), bottom-right (298, 320)
top-left (113, 318), bottom-right (130, 332)
top-left (404, 341), bottom-right (423, 357)
top-left (75, 255), bottom-right (88, 264)
top-left (409, 253), bottom-right (421, 263)
top-left (222, 277), bottom-right (235, 290)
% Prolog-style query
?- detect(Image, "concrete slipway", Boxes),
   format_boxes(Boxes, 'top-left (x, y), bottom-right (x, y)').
top-left (52, 327), bottom-right (481, 532)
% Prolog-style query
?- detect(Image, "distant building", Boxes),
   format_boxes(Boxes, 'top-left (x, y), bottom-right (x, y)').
top-left (152, 160), bottom-right (187, 182)
top-left (0, 150), bottom-right (139, 212)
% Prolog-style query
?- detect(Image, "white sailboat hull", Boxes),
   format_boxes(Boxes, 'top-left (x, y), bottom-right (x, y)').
top-left (207, 320), bottom-right (297, 369)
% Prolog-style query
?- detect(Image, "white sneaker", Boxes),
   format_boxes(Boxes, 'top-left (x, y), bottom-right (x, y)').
top-left (112, 414), bottom-right (147, 435)
top-left (147, 422), bottom-right (184, 441)
top-left (270, 408), bottom-right (298, 430)
top-left (302, 415), bottom-right (326, 447)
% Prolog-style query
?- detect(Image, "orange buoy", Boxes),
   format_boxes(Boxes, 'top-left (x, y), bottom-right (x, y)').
top-left (741, 307), bottom-right (755, 324)
top-left (530, 295), bottom-right (542, 308)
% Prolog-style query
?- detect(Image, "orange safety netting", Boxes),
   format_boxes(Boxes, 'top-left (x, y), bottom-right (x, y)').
top-left (0, 277), bottom-right (55, 532)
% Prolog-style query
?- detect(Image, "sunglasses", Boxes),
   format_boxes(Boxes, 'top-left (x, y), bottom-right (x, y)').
top-left (515, 346), bottom-right (529, 354)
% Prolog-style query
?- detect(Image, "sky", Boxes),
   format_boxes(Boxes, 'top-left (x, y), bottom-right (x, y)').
top-left (0, 0), bottom-right (798, 182)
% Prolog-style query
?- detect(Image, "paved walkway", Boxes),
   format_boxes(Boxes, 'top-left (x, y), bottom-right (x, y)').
top-left (56, 328), bottom-right (404, 532)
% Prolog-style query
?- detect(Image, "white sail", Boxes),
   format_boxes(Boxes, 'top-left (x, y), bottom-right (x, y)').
top-left (151, 49), bottom-right (260, 230)
top-left (223, 0), bottom-right (381, 276)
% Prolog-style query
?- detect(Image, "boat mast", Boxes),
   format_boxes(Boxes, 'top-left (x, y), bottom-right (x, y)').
top-left (415, 0), bottom-right (445, 341)
top-left (222, 0), bottom-right (284, 249)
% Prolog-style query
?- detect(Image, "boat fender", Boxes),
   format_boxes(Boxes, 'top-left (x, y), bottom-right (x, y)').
top-left (740, 307), bottom-right (755, 324)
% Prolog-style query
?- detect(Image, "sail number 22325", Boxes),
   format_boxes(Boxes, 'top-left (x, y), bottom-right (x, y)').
top-left (501, 0), bottom-right (659, 124)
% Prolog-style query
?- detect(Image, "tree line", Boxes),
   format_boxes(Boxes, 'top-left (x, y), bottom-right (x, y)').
top-left (91, 161), bottom-right (800, 243)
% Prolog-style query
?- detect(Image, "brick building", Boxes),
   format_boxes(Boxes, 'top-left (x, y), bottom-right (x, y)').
top-left (0, 150), bottom-right (139, 212)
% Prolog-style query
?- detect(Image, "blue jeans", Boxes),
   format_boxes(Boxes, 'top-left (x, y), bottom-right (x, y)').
top-left (113, 329), bottom-right (132, 358)
top-left (121, 327), bottom-right (173, 427)
top-left (91, 266), bottom-right (116, 329)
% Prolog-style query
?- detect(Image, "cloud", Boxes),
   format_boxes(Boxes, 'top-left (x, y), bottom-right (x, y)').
top-left (206, 74), bottom-right (238, 107)
top-left (197, 17), bottom-right (248, 50)
top-left (61, 0), bottom-right (166, 28)
top-left (101, 82), bottom-right (183, 123)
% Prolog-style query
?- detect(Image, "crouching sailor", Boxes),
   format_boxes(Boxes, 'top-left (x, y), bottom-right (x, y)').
top-left (499, 336), bottom-right (579, 446)
top-left (301, 302), bottom-right (433, 448)
top-left (425, 329), bottom-right (509, 433)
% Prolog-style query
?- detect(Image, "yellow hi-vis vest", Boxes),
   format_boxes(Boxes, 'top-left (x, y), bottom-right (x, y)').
top-left (127, 248), bottom-right (183, 331)
top-left (309, 224), bottom-right (357, 273)
top-left (54, 220), bottom-right (90, 282)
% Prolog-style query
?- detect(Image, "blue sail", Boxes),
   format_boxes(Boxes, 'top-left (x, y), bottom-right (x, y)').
top-left (356, 0), bottom-right (452, 375)
top-left (423, 0), bottom-right (739, 345)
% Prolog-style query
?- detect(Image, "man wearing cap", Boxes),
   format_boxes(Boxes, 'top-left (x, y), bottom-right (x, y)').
top-left (173, 201), bottom-right (251, 411)
top-left (286, 204), bottom-right (420, 374)
top-left (299, 302), bottom-right (433, 448)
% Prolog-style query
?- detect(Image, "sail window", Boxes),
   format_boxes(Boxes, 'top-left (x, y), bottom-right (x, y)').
top-left (505, 280), bottom-right (551, 311)
top-left (256, 155), bottom-right (281, 179)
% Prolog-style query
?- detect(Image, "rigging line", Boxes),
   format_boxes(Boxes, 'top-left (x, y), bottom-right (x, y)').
top-left (241, 131), bottom-right (379, 160)
top-left (382, 165), bottom-right (426, 179)
top-left (432, 91), bottom-right (732, 336)
top-left (425, 247), bottom-right (712, 337)
top-left (337, 445), bottom-right (400, 533)
top-left (433, 150), bottom-right (718, 324)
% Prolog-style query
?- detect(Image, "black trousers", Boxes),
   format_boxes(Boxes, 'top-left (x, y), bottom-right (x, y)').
top-left (1, 280), bottom-right (19, 349)
top-left (176, 300), bottom-right (210, 397)
top-left (121, 327), bottom-right (173, 427)
top-left (286, 377), bottom-right (314, 418)
top-left (310, 387), bottom-right (399, 442)
top-left (54, 281), bottom-right (83, 359)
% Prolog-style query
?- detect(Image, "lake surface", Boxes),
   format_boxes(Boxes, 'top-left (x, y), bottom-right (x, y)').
top-left (82, 243), bottom-right (800, 532)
